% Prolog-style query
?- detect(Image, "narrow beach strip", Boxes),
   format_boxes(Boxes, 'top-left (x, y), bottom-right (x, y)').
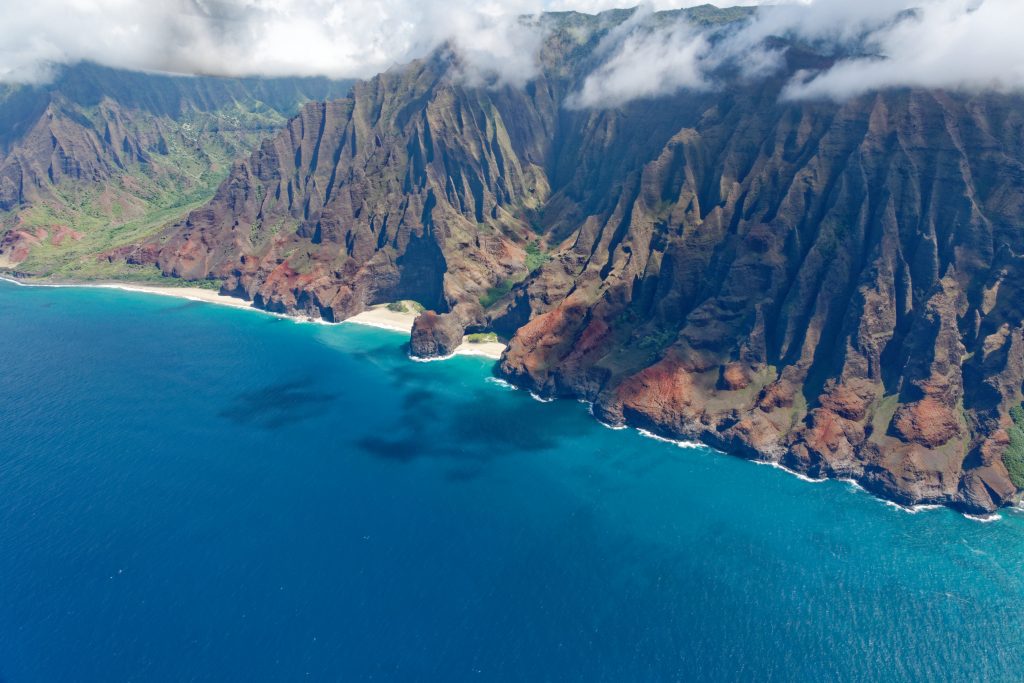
top-left (0, 276), bottom-right (505, 359)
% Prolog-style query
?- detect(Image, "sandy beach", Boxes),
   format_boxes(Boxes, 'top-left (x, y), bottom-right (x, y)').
top-left (347, 303), bottom-right (507, 359)
top-left (0, 277), bottom-right (506, 360)
top-left (99, 283), bottom-right (259, 310)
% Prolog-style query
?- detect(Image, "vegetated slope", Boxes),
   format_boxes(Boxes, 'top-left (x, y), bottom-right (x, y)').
top-left (0, 63), bottom-right (352, 280)
top-left (126, 7), bottom-right (1024, 511)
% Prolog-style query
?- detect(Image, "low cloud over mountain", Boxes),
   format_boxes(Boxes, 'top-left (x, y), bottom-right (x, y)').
top-left (1, 0), bottom-right (1022, 103)
top-left (573, 0), bottom-right (1024, 105)
top-left (0, 0), bottom-right (737, 84)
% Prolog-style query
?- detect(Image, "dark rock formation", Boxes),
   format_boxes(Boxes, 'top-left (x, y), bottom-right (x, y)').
top-left (410, 311), bottom-right (465, 358)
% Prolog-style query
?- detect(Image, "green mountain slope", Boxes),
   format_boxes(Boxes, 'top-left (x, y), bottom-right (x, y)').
top-left (0, 62), bottom-right (352, 281)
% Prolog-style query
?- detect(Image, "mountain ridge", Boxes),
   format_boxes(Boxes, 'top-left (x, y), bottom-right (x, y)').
top-left (0, 62), bottom-right (353, 278)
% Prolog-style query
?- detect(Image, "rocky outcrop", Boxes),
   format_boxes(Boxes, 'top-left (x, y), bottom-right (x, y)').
top-left (410, 311), bottom-right (465, 358)
top-left (115, 8), bottom-right (1023, 511)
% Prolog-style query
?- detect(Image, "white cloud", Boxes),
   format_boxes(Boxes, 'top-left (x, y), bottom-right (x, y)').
top-left (779, 0), bottom-right (1024, 99)
top-left (3, 0), bottom-right (1022, 106)
top-left (568, 7), bottom-right (713, 108)
top-left (566, 0), bottom-right (1024, 107)
top-left (0, 0), bottom-right (730, 85)
top-left (443, 12), bottom-right (547, 89)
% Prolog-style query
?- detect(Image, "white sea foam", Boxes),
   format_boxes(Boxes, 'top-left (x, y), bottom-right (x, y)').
top-left (880, 499), bottom-right (935, 514)
top-left (291, 315), bottom-right (337, 325)
top-left (0, 275), bottom-right (29, 286)
top-left (751, 458), bottom-right (826, 484)
top-left (839, 477), bottom-right (867, 493)
top-left (876, 499), bottom-right (948, 515)
top-left (529, 392), bottom-right (555, 403)
top-left (579, 401), bottom-right (621, 429)
top-left (963, 513), bottom-right (1002, 524)
top-left (484, 377), bottom-right (516, 390)
top-left (406, 346), bottom-right (507, 362)
top-left (407, 352), bottom-right (455, 363)
top-left (839, 478), bottom-right (948, 514)
top-left (636, 428), bottom-right (703, 449)
top-left (879, 499), bottom-right (907, 512)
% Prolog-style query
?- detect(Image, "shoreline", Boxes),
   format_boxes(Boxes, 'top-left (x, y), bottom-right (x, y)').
top-left (0, 276), bottom-right (506, 360)
top-left (5, 274), bottom-right (1016, 518)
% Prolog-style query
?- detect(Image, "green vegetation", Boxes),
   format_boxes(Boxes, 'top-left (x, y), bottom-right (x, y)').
top-left (478, 242), bottom-right (550, 309)
top-left (525, 240), bottom-right (551, 273)
top-left (188, 279), bottom-right (225, 291)
top-left (1005, 405), bottom-right (1024, 490)
top-left (870, 394), bottom-right (901, 442)
top-left (5, 123), bottom-right (246, 280)
top-left (385, 300), bottom-right (424, 314)
top-left (466, 332), bottom-right (499, 344)
top-left (636, 329), bottom-right (675, 351)
top-left (0, 93), bottom-right (309, 282)
top-left (12, 183), bottom-right (218, 279)
top-left (480, 277), bottom-right (520, 309)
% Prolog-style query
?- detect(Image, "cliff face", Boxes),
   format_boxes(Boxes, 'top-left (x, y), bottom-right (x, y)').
top-left (154, 54), bottom-right (555, 326)
top-left (499, 86), bottom-right (1024, 513)
top-left (129, 9), bottom-right (1022, 511)
top-left (0, 63), bottom-right (352, 276)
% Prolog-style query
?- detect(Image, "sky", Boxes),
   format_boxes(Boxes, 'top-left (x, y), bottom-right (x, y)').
top-left (1, 0), bottom-right (1022, 105)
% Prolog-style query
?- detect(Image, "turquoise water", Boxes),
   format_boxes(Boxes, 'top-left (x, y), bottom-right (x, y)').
top-left (0, 280), bottom-right (1022, 682)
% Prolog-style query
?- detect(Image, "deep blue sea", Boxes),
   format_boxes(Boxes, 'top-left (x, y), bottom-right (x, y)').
top-left (1, 279), bottom-right (1022, 682)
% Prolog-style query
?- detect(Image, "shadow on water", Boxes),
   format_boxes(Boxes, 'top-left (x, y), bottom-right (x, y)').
top-left (218, 377), bottom-right (337, 429)
top-left (156, 300), bottom-right (209, 315)
top-left (320, 338), bottom-right (412, 371)
top-left (354, 378), bottom-right (593, 479)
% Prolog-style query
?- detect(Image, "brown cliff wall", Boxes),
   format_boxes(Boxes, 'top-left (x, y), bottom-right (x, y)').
top-left (136, 12), bottom-right (1024, 511)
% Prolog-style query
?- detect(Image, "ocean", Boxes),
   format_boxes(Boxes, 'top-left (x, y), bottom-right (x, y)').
top-left (1, 279), bottom-right (1022, 681)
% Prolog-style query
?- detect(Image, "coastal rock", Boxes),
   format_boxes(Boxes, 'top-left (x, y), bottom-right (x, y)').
top-left (410, 311), bottom-right (465, 358)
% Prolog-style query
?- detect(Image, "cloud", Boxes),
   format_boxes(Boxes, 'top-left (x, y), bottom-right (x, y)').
top-left (0, 0), bottom-right (537, 84)
top-left (568, 0), bottom-right (1024, 107)
top-left (4, 0), bottom-right (1022, 106)
top-left (0, 0), bottom-right (731, 86)
top-left (443, 12), bottom-right (547, 89)
top-left (568, 7), bottom-right (713, 108)
top-left (779, 0), bottom-right (1024, 99)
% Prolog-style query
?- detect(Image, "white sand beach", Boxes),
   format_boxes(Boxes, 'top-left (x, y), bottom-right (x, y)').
top-left (347, 303), bottom-right (507, 359)
top-left (345, 304), bottom-right (418, 333)
top-left (0, 277), bottom-right (506, 359)
top-left (96, 283), bottom-right (259, 310)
